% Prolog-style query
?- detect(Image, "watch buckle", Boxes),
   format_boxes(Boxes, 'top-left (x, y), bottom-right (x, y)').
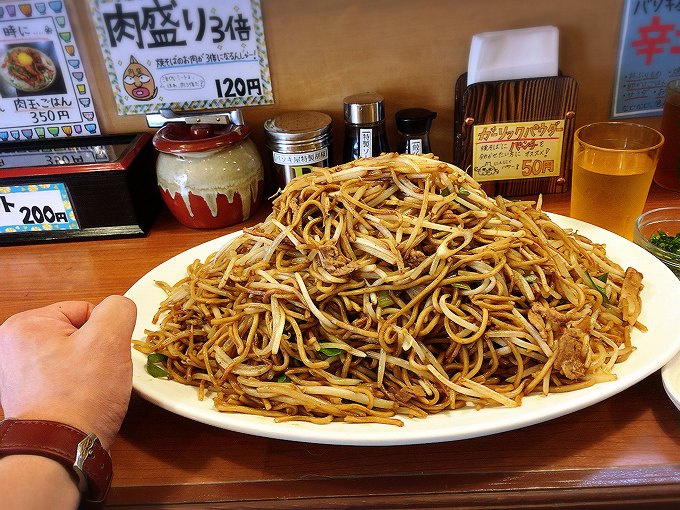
top-left (73, 432), bottom-right (98, 493)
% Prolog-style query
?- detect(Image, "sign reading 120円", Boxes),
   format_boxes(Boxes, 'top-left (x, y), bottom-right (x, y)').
top-left (0, 1), bottom-right (101, 142)
top-left (89, 0), bottom-right (274, 115)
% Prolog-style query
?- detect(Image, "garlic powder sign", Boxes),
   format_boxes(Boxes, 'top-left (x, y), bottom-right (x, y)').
top-left (471, 120), bottom-right (565, 182)
top-left (0, 1), bottom-right (101, 142)
top-left (89, 0), bottom-right (273, 115)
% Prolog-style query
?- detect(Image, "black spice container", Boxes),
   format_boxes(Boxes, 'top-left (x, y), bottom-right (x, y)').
top-left (342, 92), bottom-right (390, 162)
top-left (395, 108), bottom-right (437, 155)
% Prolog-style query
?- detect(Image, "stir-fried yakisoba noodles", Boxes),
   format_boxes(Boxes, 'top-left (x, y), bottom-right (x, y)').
top-left (134, 153), bottom-right (645, 426)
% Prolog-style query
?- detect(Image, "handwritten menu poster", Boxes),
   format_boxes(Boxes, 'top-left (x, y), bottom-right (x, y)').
top-left (471, 120), bottom-right (565, 182)
top-left (0, 1), bottom-right (101, 141)
top-left (612, 0), bottom-right (680, 118)
top-left (89, 0), bottom-right (273, 115)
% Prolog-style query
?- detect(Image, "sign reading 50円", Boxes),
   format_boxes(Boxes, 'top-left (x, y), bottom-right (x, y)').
top-left (472, 120), bottom-right (565, 182)
top-left (89, 0), bottom-right (274, 115)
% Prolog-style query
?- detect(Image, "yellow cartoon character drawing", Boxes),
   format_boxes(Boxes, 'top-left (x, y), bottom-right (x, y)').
top-left (122, 56), bottom-right (157, 101)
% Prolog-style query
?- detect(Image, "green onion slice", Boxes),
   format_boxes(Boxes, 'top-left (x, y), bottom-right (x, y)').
top-left (585, 272), bottom-right (609, 304)
top-left (146, 362), bottom-right (169, 378)
top-left (377, 290), bottom-right (394, 308)
top-left (594, 272), bottom-right (608, 284)
top-left (319, 347), bottom-right (343, 357)
top-left (146, 353), bottom-right (169, 378)
top-left (649, 231), bottom-right (680, 254)
top-left (147, 353), bottom-right (167, 364)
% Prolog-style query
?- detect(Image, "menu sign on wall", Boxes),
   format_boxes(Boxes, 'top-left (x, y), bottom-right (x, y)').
top-left (0, 1), bottom-right (101, 141)
top-left (612, 0), bottom-right (680, 118)
top-left (89, 0), bottom-right (273, 115)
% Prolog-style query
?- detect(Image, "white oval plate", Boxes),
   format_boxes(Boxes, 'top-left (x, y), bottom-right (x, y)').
top-left (125, 214), bottom-right (680, 445)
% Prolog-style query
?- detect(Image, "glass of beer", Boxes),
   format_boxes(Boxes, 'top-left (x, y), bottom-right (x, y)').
top-left (570, 122), bottom-right (664, 240)
top-left (655, 80), bottom-right (680, 192)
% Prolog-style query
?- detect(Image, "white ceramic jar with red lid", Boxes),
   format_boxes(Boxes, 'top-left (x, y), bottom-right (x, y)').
top-left (153, 121), bottom-right (264, 229)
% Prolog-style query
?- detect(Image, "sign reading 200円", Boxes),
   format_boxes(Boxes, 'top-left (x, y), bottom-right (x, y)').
top-left (89, 0), bottom-right (274, 115)
top-left (0, 183), bottom-right (79, 234)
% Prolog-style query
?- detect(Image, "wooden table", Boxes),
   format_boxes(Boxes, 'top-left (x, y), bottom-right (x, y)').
top-left (2, 184), bottom-right (680, 509)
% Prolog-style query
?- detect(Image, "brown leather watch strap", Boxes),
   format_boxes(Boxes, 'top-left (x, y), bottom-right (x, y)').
top-left (0, 418), bottom-right (112, 507)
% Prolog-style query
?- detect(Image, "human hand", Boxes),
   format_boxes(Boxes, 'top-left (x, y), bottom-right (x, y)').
top-left (0, 296), bottom-right (137, 450)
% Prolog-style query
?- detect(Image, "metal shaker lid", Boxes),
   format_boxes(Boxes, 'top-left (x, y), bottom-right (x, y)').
top-left (343, 92), bottom-right (385, 124)
top-left (264, 111), bottom-right (332, 143)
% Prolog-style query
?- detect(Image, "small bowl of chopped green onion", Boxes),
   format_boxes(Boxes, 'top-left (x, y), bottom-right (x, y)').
top-left (634, 207), bottom-right (680, 278)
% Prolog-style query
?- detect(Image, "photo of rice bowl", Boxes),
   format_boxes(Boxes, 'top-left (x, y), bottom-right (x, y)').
top-left (0, 46), bottom-right (57, 92)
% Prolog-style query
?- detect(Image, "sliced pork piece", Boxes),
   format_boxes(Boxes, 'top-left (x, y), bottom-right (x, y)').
top-left (619, 267), bottom-right (643, 325)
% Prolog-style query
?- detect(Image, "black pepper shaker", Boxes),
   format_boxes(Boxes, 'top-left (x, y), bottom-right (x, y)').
top-left (342, 92), bottom-right (390, 162)
top-left (395, 108), bottom-right (437, 155)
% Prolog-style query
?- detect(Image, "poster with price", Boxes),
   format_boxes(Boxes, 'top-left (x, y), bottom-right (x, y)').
top-left (0, 1), bottom-right (101, 142)
top-left (89, 0), bottom-right (273, 115)
top-left (612, 0), bottom-right (680, 118)
top-left (471, 119), bottom-right (565, 183)
top-left (0, 182), bottom-right (79, 233)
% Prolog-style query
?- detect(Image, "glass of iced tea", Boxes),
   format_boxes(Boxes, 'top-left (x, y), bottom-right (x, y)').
top-left (655, 80), bottom-right (680, 192)
top-left (570, 122), bottom-right (664, 240)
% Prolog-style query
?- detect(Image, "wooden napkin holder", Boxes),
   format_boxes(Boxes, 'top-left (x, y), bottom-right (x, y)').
top-left (453, 72), bottom-right (578, 197)
top-left (0, 133), bottom-right (160, 245)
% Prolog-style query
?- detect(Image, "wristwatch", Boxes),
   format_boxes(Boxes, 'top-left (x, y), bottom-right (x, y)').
top-left (0, 418), bottom-right (113, 508)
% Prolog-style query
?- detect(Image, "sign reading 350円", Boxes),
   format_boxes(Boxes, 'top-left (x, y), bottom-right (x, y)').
top-left (0, 1), bottom-right (101, 142)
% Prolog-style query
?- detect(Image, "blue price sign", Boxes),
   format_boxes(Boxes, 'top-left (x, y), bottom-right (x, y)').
top-left (0, 183), bottom-right (79, 233)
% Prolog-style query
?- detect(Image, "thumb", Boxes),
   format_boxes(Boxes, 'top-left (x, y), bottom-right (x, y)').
top-left (78, 295), bottom-right (137, 347)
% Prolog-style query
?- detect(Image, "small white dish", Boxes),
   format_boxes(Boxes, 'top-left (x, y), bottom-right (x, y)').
top-left (662, 353), bottom-right (680, 411)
